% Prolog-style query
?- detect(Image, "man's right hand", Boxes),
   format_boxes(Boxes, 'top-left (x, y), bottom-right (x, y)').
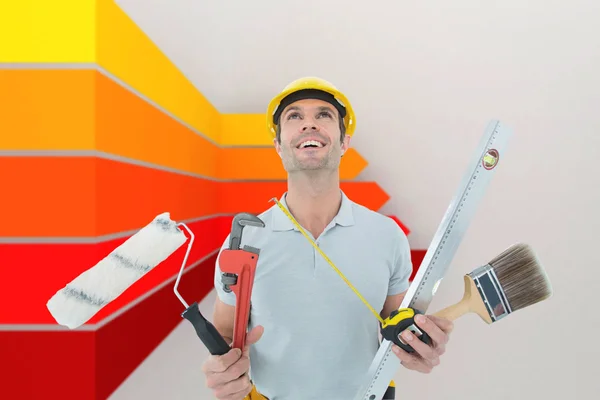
top-left (202, 325), bottom-right (264, 400)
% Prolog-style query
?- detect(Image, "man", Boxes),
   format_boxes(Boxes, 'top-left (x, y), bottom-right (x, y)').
top-left (201, 77), bottom-right (453, 400)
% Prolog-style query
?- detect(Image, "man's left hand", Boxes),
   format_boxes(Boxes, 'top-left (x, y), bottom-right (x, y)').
top-left (391, 314), bottom-right (453, 374)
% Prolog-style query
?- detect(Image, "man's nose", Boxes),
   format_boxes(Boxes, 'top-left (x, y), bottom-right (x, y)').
top-left (301, 118), bottom-right (319, 131)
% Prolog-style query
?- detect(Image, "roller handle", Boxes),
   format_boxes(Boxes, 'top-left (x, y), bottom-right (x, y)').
top-left (182, 303), bottom-right (264, 400)
top-left (181, 302), bottom-right (230, 356)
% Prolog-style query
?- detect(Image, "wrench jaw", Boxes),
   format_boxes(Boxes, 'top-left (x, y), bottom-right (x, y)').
top-left (221, 273), bottom-right (238, 293)
top-left (228, 212), bottom-right (265, 250)
top-left (219, 213), bottom-right (265, 350)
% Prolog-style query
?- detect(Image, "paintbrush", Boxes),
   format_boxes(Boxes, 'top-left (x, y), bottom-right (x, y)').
top-left (433, 243), bottom-right (552, 324)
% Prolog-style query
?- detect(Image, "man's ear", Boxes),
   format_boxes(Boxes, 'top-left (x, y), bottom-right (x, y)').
top-left (273, 138), bottom-right (282, 158)
top-left (341, 135), bottom-right (351, 156)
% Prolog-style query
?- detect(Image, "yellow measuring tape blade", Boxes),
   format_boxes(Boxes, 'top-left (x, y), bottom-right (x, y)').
top-left (271, 198), bottom-right (385, 325)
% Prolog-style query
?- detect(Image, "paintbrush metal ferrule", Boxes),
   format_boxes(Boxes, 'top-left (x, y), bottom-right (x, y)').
top-left (469, 264), bottom-right (512, 322)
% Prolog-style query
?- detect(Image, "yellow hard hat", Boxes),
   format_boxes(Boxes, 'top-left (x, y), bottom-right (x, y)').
top-left (266, 76), bottom-right (356, 138)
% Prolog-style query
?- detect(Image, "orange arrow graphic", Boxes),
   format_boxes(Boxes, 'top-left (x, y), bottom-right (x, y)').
top-left (0, 156), bottom-right (389, 237)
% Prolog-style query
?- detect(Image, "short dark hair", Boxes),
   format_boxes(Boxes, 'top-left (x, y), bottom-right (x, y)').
top-left (275, 113), bottom-right (346, 144)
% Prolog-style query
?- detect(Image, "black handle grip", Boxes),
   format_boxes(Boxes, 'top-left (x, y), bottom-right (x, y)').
top-left (382, 384), bottom-right (395, 399)
top-left (181, 302), bottom-right (231, 356)
top-left (381, 309), bottom-right (432, 353)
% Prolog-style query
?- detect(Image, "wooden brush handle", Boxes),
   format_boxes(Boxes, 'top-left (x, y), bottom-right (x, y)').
top-left (433, 300), bottom-right (470, 321)
top-left (430, 274), bottom-right (493, 324)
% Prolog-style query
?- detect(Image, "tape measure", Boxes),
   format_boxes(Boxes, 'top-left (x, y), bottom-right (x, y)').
top-left (381, 308), bottom-right (431, 352)
top-left (352, 120), bottom-right (513, 400)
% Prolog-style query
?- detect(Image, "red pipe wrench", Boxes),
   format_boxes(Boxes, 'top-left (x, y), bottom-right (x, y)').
top-left (219, 212), bottom-right (265, 350)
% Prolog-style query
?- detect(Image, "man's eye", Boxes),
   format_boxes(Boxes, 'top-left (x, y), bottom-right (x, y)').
top-left (287, 112), bottom-right (301, 119)
top-left (318, 111), bottom-right (332, 118)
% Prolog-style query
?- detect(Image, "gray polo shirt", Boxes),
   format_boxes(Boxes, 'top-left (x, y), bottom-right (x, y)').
top-left (213, 190), bottom-right (413, 400)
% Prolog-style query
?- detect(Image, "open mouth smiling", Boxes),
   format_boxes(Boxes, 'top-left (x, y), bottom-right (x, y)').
top-left (296, 139), bottom-right (326, 149)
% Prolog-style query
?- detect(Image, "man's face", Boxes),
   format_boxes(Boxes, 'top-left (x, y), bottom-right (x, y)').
top-left (274, 98), bottom-right (350, 173)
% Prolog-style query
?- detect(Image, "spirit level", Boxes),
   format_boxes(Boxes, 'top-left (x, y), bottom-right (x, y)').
top-left (352, 120), bottom-right (513, 400)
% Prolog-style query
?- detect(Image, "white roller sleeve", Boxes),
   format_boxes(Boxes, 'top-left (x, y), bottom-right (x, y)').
top-left (46, 212), bottom-right (188, 329)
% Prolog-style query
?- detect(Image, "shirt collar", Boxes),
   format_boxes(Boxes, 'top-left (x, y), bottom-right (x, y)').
top-left (271, 190), bottom-right (355, 232)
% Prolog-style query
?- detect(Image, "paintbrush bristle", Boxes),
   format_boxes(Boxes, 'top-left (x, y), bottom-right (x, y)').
top-left (488, 243), bottom-right (552, 312)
